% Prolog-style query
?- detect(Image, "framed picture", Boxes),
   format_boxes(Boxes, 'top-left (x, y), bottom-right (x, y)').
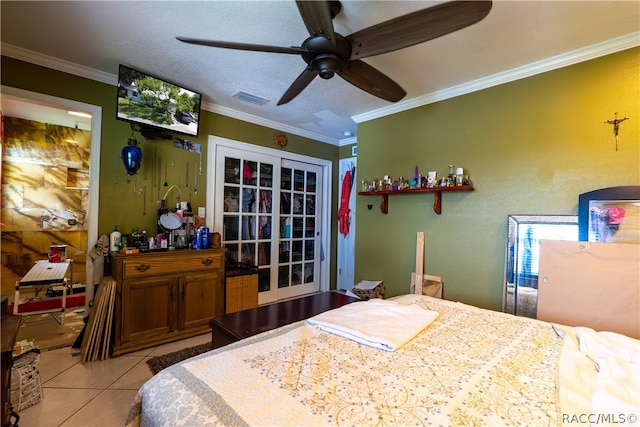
top-left (578, 186), bottom-right (640, 243)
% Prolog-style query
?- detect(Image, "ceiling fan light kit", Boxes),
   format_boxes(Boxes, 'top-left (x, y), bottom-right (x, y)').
top-left (177, 0), bottom-right (492, 105)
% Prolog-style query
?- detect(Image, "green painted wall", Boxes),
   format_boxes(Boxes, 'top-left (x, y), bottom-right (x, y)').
top-left (339, 143), bottom-right (357, 159)
top-left (3, 48), bottom-right (638, 307)
top-left (1, 56), bottom-right (341, 287)
top-left (355, 48), bottom-right (639, 310)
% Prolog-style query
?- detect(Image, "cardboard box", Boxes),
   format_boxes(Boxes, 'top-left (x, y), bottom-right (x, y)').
top-left (351, 280), bottom-right (385, 300)
top-left (226, 274), bottom-right (258, 313)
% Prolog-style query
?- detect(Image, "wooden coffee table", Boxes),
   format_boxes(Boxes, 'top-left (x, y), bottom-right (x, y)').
top-left (210, 291), bottom-right (358, 349)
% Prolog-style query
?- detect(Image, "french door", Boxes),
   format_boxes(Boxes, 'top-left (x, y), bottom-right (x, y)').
top-left (214, 146), bottom-right (323, 304)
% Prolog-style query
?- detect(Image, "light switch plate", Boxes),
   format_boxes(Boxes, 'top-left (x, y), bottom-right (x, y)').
top-left (198, 207), bottom-right (205, 217)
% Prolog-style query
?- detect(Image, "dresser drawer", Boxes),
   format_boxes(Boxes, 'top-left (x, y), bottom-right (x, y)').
top-left (122, 252), bottom-right (223, 278)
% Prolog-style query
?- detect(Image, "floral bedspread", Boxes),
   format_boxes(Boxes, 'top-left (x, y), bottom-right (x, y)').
top-left (126, 294), bottom-right (565, 427)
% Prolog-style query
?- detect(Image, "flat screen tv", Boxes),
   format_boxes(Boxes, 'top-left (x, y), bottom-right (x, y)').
top-left (116, 64), bottom-right (202, 138)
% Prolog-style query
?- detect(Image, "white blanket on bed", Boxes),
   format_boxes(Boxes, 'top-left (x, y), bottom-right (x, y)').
top-left (574, 327), bottom-right (640, 420)
top-left (306, 298), bottom-right (438, 351)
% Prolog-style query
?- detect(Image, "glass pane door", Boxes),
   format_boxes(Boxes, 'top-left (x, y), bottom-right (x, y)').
top-left (214, 147), bottom-right (323, 305)
top-left (277, 160), bottom-right (322, 300)
top-left (215, 147), bottom-right (279, 302)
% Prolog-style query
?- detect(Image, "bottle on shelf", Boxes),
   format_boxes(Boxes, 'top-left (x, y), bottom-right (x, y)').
top-left (109, 225), bottom-right (121, 252)
top-left (141, 229), bottom-right (148, 247)
top-left (131, 227), bottom-right (143, 247)
top-left (193, 227), bottom-right (202, 249)
top-left (201, 226), bottom-right (210, 249)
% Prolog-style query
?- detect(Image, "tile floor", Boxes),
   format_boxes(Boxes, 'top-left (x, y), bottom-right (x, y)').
top-left (13, 333), bottom-right (211, 427)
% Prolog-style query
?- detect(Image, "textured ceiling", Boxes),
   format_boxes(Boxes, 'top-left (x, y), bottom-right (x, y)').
top-left (1, 1), bottom-right (639, 145)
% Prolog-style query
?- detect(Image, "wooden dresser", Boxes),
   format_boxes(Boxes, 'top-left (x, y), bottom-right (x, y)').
top-left (109, 248), bottom-right (226, 356)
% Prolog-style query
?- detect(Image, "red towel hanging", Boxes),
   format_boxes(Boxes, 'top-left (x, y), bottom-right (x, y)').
top-left (338, 170), bottom-right (352, 237)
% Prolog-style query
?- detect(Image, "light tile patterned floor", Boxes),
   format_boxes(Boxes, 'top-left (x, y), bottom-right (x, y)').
top-left (14, 333), bottom-right (211, 427)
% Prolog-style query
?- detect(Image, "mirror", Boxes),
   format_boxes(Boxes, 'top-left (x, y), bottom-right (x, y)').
top-left (503, 215), bottom-right (578, 318)
top-left (578, 186), bottom-right (640, 243)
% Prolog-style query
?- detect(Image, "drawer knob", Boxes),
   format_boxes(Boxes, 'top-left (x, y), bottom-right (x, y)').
top-left (136, 263), bottom-right (151, 272)
top-left (202, 258), bottom-right (214, 266)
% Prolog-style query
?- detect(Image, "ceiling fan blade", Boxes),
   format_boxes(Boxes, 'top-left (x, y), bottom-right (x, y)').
top-left (338, 60), bottom-right (406, 103)
top-left (176, 36), bottom-right (309, 55)
top-left (277, 67), bottom-right (319, 105)
top-left (348, 1), bottom-right (492, 60)
top-left (296, 1), bottom-right (336, 46)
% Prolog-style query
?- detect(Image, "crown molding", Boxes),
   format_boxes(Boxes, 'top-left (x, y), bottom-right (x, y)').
top-left (353, 32), bottom-right (640, 124)
top-left (1, 44), bottom-right (117, 85)
top-left (339, 136), bottom-right (357, 146)
top-left (1, 42), bottom-right (342, 146)
top-left (4, 31), bottom-right (637, 145)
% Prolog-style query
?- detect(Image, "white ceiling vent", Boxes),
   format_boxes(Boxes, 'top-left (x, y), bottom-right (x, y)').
top-left (232, 91), bottom-right (269, 106)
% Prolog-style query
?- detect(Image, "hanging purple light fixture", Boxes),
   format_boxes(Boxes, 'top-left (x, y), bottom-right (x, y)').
top-left (122, 136), bottom-right (142, 175)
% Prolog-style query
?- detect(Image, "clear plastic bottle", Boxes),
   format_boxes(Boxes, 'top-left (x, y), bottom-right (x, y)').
top-left (456, 167), bottom-right (464, 186)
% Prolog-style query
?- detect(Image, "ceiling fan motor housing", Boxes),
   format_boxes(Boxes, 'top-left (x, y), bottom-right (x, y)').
top-left (301, 35), bottom-right (352, 79)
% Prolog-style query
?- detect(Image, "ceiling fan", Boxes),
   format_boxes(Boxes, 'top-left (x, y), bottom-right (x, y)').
top-left (177, 1), bottom-right (492, 105)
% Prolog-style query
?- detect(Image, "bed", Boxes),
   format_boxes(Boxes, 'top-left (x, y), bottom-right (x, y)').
top-left (126, 294), bottom-right (639, 426)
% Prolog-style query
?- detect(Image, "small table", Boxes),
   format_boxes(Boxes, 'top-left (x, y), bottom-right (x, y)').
top-left (210, 291), bottom-right (358, 349)
top-left (14, 260), bottom-right (72, 325)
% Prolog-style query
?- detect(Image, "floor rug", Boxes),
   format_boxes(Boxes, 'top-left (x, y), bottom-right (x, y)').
top-left (146, 342), bottom-right (213, 375)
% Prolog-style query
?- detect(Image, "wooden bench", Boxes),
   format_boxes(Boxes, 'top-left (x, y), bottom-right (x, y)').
top-left (210, 291), bottom-right (358, 349)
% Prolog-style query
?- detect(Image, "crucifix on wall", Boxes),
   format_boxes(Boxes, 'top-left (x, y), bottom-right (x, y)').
top-left (604, 112), bottom-right (629, 151)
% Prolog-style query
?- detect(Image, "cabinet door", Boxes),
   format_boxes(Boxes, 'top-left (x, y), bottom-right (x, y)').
top-left (122, 276), bottom-right (175, 343)
top-left (179, 271), bottom-right (223, 330)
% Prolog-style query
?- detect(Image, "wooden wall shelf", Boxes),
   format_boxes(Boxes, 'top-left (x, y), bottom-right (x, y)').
top-left (358, 185), bottom-right (474, 215)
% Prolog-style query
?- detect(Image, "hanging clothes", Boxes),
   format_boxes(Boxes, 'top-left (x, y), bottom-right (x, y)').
top-left (349, 164), bottom-right (356, 190)
top-left (338, 169), bottom-right (352, 237)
